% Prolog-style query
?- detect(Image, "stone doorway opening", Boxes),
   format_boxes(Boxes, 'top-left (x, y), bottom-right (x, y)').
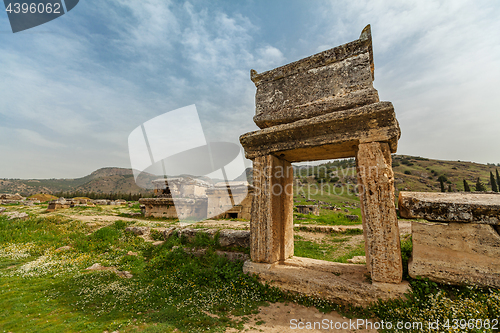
top-left (239, 25), bottom-right (409, 306)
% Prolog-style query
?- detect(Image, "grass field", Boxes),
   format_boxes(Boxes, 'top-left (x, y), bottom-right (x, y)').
top-left (1, 204), bottom-right (500, 332)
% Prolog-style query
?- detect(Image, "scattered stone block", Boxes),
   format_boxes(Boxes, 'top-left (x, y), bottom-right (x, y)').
top-left (125, 226), bottom-right (150, 235)
top-left (215, 250), bottom-right (249, 262)
top-left (398, 192), bottom-right (500, 224)
top-left (163, 227), bottom-right (178, 240)
top-left (55, 246), bottom-right (72, 252)
top-left (345, 214), bottom-right (359, 221)
top-left (347, 256), bottom-right (366, 264)
top-left (218, 229), bottom-right (250, 248)
top-left (5, 212), bottom-right (29, 220)
top-left (128, 212), bottom-right (142, 217)
top-left (410, 221), bottom-right (500, 288)
top-left (296, 205), bottom-right (319, 216)
top-left (86, 263), bottom-right (133, 278)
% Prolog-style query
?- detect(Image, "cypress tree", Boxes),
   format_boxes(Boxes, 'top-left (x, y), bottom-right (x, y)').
top-left (463, 179), bottom-right (471, 192)
top-left (440, 178), bottom-right (445, 192)
top-left (496, 169), bottom-right (500, 188)
top-left (475, 177), bottom-right (486, 192)
top-left (491, 171), bottom-right (498, 192)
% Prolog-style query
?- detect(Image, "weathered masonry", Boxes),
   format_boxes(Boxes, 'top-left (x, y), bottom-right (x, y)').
top-left (399, 192), bottom-right (500, 289)
top-left (140, 177), bottom-right (253, 221)
top-left (240, 25), bottom-right (409, 306)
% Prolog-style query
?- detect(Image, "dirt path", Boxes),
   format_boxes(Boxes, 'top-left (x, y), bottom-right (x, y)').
top-left (226, 302), bottom-right (377, 333)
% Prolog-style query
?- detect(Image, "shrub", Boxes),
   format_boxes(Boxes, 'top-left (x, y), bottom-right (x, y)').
top-left (404, 170), bottom-right (412, 175)
top-left (437, 175), bottom-right (448, 182)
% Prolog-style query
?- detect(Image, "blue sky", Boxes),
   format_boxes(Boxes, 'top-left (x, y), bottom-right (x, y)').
top-left (0, 0), bottom-right (499, 179)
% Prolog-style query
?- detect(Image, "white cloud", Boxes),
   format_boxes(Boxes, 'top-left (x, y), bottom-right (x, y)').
top-left (311, 0), bottom-right (500, 164)
top-left (14, 128), bottom-right (66, 148)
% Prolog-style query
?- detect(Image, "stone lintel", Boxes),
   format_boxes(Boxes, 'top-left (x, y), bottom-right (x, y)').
top-left (410, 221), bottom-right (500, 288)
top-left (398, 192), bottom-right (500, 225)
top-left (239, 101), bottom-right (400, 162)
top-left (243, 257), bottom-right (410, 307)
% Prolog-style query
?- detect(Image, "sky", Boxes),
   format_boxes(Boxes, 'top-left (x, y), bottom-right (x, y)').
top-left (0, 0), bottom-right (499, 179)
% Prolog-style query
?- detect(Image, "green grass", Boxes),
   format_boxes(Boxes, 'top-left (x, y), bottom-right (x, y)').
top-left (2, 212), bottom-right (500, 332)
top-left (294, 211), bottom-right (362, 226)
top-left (293, 233), bottom-right (365, 263)
top-left (0, 214), bottom-right (363, 332)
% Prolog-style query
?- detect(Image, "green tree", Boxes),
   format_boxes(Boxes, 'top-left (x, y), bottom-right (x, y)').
top-left (496, 169), bottom-right (500, 188)
top-left (437, 175), bottom-right (448, 183)
top-left (490, 171), bottom-right (498, 192)
top-left (475, 177), bottom-right (486, 192)
top-left (447, 184), bottom-right (452, 192)
top-left (440, 178), bottom-right (445, 192)
top-left (463, 179), bottom-right (471, 192)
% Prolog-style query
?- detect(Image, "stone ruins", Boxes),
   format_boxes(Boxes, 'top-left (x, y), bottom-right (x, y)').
top-left (398, 192), bottom-right (500, 288)
top-left (240, 25), bottom-right (409, 306)
top-left (296, 205), bottom-right (319, 216)
top-left (140, 177), bottom-right (253, 221)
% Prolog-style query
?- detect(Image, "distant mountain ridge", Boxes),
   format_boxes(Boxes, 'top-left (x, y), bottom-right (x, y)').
top-left (0, 167), bottom-right (156, 196)
top-left (1, 156), bottom-right (498, 196)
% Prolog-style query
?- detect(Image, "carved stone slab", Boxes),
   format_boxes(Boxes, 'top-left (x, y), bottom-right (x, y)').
top-left (251, 25), bottom-right (378, 129)
top-left (410, 221), bottom-right (500, 288)
top-left (398, 192), bottom-right (500, 225)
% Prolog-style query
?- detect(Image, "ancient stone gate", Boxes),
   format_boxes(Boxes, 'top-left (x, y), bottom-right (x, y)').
top-left (239, 25), bottom-right (408, 304)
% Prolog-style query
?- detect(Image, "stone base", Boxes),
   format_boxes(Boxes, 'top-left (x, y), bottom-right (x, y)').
top-left (243, 257), bottom-right (410, 307)
top-left (410, 221), bottom-right (500, 288)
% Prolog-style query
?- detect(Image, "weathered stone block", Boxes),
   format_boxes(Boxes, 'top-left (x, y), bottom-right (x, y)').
top-left (240, 101), bottom-right (400, 162)
top-left (251, 25), bottom-right (378, 129)
top-left (250, 155), bottom-right (294, 263)
top-left (139, 197), bottom-right (208, 220)
top-left (356, 142), bottom-right (402, 283)
top-left (409, 221), bottom-right (500, 288)
top-left (243, 257), bottom-right (410, 307)
top-left (125, 226), bottom-right (150, 236)
top-left (398, 192), bottom-right (500, 225)
top-left (218, 229), bottom-right (250, 248)
top-left (296, 205), bottom-right (319, 216)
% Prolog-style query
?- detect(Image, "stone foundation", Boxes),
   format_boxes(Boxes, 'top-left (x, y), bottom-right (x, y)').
top-left (244, 257), bottom-right (410, 307)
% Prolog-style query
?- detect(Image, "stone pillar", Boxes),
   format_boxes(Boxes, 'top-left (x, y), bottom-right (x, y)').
top-left (251, 154), bottom-right (294, 263)
top-left (356, 142), bottom-right (402, 283)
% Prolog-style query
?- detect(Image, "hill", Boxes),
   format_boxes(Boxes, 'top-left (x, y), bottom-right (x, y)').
top-left (1, 156), bottom-right (498, 197)
top-left (0, 168), bottom-right (157, 196)
top-left (391, 155), bottom-right (498, 193)
top-left (292, 155), bottom-right (499, 194)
